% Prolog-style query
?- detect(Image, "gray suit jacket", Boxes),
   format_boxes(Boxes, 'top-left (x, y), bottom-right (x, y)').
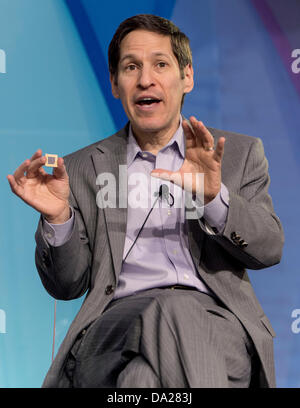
top-left (35, 123), bottom-right (284, 387)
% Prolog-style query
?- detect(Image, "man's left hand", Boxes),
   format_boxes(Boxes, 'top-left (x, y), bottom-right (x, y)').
top-left (151, 116), bottom-right (225, 204)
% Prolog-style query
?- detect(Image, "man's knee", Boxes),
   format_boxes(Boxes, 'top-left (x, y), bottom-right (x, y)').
top-left (117, 355), bottom-right (160, 388)
top-left (153, 290), bottom-right (211, 332)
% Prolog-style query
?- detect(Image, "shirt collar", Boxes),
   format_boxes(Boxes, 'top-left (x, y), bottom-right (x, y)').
top-left (127, 115), bottom-right (185, 166)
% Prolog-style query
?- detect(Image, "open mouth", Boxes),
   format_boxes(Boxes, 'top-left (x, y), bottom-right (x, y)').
top-left (136, 97), bottom-right (162, 107)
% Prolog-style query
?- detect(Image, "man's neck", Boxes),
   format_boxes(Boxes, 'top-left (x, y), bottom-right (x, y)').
top-left (131, 119), bottom-right (181, 156)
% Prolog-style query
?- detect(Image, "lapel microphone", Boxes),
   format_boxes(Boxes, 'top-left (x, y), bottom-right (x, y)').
top-left (123, 184), bottom-right (174, 262)
top-left (159, 184), bottom-right (175, 207)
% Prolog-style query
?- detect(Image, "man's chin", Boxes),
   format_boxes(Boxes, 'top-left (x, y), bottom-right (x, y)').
top-left (131, 118), bottom-right (171, 135)
top-left (132, 124), bottom-right (163, 135)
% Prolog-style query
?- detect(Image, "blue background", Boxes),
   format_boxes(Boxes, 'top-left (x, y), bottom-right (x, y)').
top-left (0, 0), bottom-right (299, 387)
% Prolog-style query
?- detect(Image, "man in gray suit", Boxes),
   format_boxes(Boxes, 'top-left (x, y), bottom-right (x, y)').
top-left (7, 14), bottom-right (283, 388)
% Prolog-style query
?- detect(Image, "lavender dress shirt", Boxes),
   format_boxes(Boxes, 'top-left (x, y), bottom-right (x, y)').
top-left (42, 119), bottom-right (229, 299)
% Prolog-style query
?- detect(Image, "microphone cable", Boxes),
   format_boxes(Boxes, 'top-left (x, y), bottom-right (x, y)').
top-left (123, 184), bottom-right (174, 263)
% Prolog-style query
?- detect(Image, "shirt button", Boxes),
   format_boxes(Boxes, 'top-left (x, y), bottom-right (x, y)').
top-left (173, 249), bottom-right (177, 255)
top-left (142, 153), bottom-right (148, 158)
top-left (46, 233), bottom-right (53, 239)
top-left (105, 285), bottom-right (115, 295)
top-left (184, 274), bottom-right (189, 280)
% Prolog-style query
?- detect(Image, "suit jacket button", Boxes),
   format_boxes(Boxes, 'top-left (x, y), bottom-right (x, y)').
top-left (42, 249), bottom-right (51, 266)
top-left (231, 232), bottom-right (237, 240)
top-left (105, 285), bottom-right (115, 295)
top-left (240, 240), bottom-right (248, 248)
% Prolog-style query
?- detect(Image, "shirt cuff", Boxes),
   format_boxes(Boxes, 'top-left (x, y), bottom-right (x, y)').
top-left (193, 183), bottom-right (229, 233)
top-left (42, 208), bottom-right (75, 247)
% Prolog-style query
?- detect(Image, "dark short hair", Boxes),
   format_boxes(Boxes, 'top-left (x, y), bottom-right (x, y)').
top-left (108, 14), bottom-right (193, 80)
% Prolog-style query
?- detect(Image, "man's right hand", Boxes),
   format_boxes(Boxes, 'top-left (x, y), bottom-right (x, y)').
top-left (7, 149), bottom-right (71, 224)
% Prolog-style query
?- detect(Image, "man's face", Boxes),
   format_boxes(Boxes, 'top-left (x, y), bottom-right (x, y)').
top-left (110, 29), bottom-right (194, 139)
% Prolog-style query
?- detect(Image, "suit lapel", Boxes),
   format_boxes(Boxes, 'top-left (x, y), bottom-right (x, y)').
top-left (91, 127), bottom-right (128, 282)
top-left (186, 216), bottom-right (204, 272)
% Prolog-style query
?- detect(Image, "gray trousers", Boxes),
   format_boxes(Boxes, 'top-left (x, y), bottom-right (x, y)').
top-left (62, 288), bottom-right (259, 388)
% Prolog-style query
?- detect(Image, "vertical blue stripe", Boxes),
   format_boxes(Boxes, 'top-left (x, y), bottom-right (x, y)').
top-left (65, 0), bottom-right (127, 130)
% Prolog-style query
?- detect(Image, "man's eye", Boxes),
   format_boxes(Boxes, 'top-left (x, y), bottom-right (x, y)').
top-left (157, 62), bottom-right (167, 68)
top-left (126, 64), bottom-right (136, 71)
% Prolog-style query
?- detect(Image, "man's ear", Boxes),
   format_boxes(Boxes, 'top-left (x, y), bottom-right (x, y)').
top-left (183, 64), bottom-right (194, 94)
top-left (110, 74), bottom-right (120, 99)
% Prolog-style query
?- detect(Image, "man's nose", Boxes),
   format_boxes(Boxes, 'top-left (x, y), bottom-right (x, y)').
top-left (137, 67), bottom-right (155, 88)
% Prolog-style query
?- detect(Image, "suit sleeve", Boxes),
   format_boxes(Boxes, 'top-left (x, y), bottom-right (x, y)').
top-left (35, 186), bottom-right (92, 300)
top-left (201, 137), bottom-right (284, 270)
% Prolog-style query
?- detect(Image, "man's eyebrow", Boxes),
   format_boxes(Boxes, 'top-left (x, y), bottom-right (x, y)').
top-left (119, 54), bottom-right (136, 64)
top-left (119, 52), bottom-right (172, 64)
top-left (152, 52), bottom-right (172, 59)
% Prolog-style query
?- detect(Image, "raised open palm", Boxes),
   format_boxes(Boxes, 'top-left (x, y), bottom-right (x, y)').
top-left (151, 116), bottom-right (225, 204)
